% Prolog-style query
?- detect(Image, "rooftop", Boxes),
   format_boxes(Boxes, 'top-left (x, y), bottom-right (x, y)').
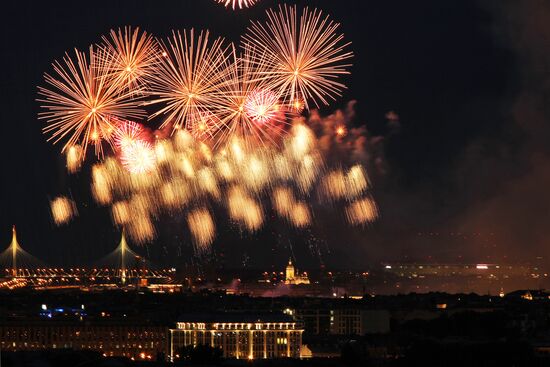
top-left (176, 312), bottom-right (294, 324)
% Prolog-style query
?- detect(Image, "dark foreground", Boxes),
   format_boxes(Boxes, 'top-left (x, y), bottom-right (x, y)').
top-left (4, 289), bottom-right (550, 366)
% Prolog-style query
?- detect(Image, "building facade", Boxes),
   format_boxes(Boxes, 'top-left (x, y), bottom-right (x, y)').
top-left (0, 321), bottom-right (166, 360)
top-left (169, 313), bottom-right (303, 360)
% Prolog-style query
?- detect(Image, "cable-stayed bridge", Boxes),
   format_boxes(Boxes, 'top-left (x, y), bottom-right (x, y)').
top-left (0, 226), bottom-right (175, 289)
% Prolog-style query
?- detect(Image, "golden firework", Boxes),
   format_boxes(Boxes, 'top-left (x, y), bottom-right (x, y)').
top-left (289, 202), bottom-right (311, 228)
top-left (227, 186), bottom-right (264, 231)
top-left (216, 0), bottom-right (258, 10)
top-left (38, 47), bottom-right (145, 157)
top-left (111, 201), bottom-right (131, 225)
top-left (84, 122), bottom-right (377, 252)
top-left (66, 145), bottom-right (83, 173)
top-left (91, 164), bottom-right (113, 205)
top-left (97, 26), bottom-right (160, 95)
top-left (112, 118), bottom-right (143, 149)
top-left (126, 215), bottom-right (156, 244)
top-left (215, 46), bottom-right (290, 147)
top-left (120, 139), bottom-right (157, 174)
top-left (243, 5), bottom-right (353, 109)
top-left (335, 125), bottom-right (347, 137)
top-left (146, 29), bottom-right (232, 133)
top-left (50, 196), bottom-right (78, 226)
top-left (187, 208), bottom-right (216, 250)
top-left (345, 197), bottom-right (378, 225)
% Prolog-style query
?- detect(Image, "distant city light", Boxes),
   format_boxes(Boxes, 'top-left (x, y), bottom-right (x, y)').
top-left (476, 264), bottom-right (489, 270)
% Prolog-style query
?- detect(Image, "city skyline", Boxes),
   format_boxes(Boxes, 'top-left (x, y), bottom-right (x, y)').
top-left (1, 1), bottom-right (549, 366)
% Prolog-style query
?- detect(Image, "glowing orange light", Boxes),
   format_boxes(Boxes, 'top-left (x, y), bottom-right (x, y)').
top-left (336, 125), bottom-right (347, 137)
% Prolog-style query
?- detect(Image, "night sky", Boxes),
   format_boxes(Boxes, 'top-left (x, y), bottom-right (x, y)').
top-left (1, 0), bottom-right (549, 269)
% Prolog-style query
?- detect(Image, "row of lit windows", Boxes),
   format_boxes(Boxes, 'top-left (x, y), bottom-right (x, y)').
top-left (1, 342), bottom-right (162, 351)
top-left (1, 334), bottom-right (165, 341)
top-left (177, 322), bottom-right (298, 331)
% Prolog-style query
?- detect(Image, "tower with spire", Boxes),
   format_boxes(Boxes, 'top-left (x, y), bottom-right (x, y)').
top-left (0, 225), bottom-right (43, 279)
top-left (284, 258), bottom-right (310, 285)
top-left (285, 258), bottom-right (295, 282)
top-left (11, 225), bottom-right (18, 278)
top-left (120, 231), bottom-right (128, 285)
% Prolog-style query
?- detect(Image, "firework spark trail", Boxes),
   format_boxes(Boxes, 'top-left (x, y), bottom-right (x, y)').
top-left (87, 123), bottom-right (376, 247)
top-left (38, 47), bottom-right (145, 157)
top-left (242, 4), bottom-right (353, 110)
top-left (345, 197), bottom-right (378, 226)
top-left (50, 196), bottom-right (78, 226)
top-left (66, 145), bottom-right (83, 173)
top-left (187, 208), bottom-right (216, 251)
top-left (227, 185), bottom-right (264, 231)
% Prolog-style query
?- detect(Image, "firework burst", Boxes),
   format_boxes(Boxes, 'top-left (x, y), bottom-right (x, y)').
top-left (146, 29), bottom-right (232, 133)
top-left (188, 111), bottom-right (222, 141)
top-left (243, 5), bottom-right (353, 109)
top-left (214, 47), bottom-right (291, 147)
top-left (120, 139), bottom-right (157, 174)
top-left (112, 118), bottom-right (144, 149)
top-left (38, 47), bottom-right (145, 157)
top-left (37, 8), bottom-right (380, 250)
top-left (244, 88), bottom-right (280, 124)
top-left (216, 0), bottom-right (258, 10)
top-left (97, 26), bottom-right (161, 95)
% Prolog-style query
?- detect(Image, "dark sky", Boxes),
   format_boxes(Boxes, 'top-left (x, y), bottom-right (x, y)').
top-left (1, 0), bottom-right (549, 269)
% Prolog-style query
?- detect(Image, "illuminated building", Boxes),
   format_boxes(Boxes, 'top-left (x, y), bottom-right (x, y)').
top-left (169, 313), bottom-right (303, 360)
top-left (284, 259), bottom-right (310, 285)
top-left (0, 320), bottom-right (166, 360)
top-left (506, 289), bottom-right (550, 301)
top-left (381, 263), bottom-right (544, 278)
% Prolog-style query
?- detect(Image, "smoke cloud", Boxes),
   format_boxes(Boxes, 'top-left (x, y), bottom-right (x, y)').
top-left (299, 101), bottom-right (401, 179)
